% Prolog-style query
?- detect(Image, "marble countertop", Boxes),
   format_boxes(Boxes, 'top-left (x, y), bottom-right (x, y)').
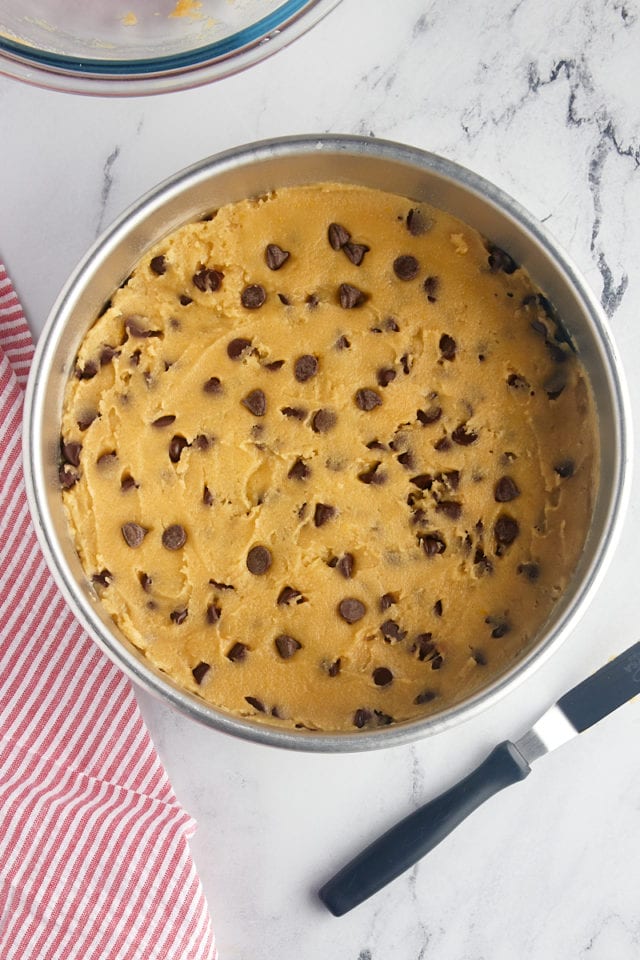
top-left (2, 1), bottom-right (640, 957)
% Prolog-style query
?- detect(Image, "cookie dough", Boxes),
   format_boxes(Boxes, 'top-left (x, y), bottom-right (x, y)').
top-left (60, 182), bottom-right (598, 732)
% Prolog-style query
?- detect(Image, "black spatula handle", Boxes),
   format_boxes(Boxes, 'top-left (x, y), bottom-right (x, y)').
top-left (319, 740), bottom-right (530, 916)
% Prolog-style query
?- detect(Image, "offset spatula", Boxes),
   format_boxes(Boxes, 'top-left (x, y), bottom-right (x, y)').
top-left (319, 641), bottom-right (640, 916)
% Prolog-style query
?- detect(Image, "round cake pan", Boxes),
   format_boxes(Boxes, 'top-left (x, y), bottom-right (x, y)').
top-left (23, 135), bottom-right (632, 752)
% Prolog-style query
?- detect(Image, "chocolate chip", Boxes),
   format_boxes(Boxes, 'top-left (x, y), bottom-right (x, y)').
top-left (288, 458), bottom-right (309, 481)
top-left (434, 436), bottom-right (451, 452)
top-left (314, 503), bottom-right (336, 527)
top-left (193, 434), bottom-right (210, 451)
top-left (125, 316), bottom-right (161, 338)
top-left (328, 222), bottom-right (350, 249)
top-left (380, 620), bottom-right (407, 643)
top-left (339, 283), bottom-right (367, 309)
top-left (241, 389), bottom-right (266, 417)
top-left (192, 662), bottom-right (210, 684)
top-left (275, 635), bottom-right (302, 659)
top-left (152, 414), bottom-right (176, 428)
top-left (395, 451), bottom-right (414, 470)
top-left (226, 339), bottom-right (251, 361)
top-left (278, 293), bottom-right (290, 305)
top-left (193, 267), bottom-right (223, 292)
top-left (414, 690), bottom-right (436, 705)
top-left (486, 616), bottom-right (511, 639)
top-left (443, 470), bottom-right (460, 490)
top-left (277, 586), bottom-right (303, 605)
top-left (335, 335), bottom-right (351, 350)
top-left (169, 435), bottom-right (189, 463)
top-left (393, 254), bottom-right (419, 280)
top-left (245, 696), bottom-right (266, 712)
top-left (179, 295), bottom-right (193, 306)
top-left (203, 485), bottom-right (214, 506)
top-left (380, 593), bottom-right (397, 611)
top-left (409, 474), bottom-right (432, 492)
top-left (487, 244), bottom-right (519, 274)
top-left (162, 524), bottom-right (187, 550)
top-left (294, 355), bottom-right (318, 382)
top-left (452, 423), bottom-right (478, 446)
top-left (326, 658), bottom-right (341, 677)
top-left (58, 463), bottom-right (80, 490)
top-left (433, 599), bottom-right (443, 617)
top-left (495, 476), bottom-right (520, 502)
top-left (337, 553), bottom-right (355, 579)
top-left (170, 608), bottom-right (188, 625)
top-left (265, 244), bottom-right (290, 270)
top-left (406, 208), bottom-right (431, 235)
top-left (227, 642), bottom-right (248, 662)
top-left (472, 650), bottom-right (488, 666)
top-left (436, 500), bottom-right (462, 520)
top-left (206, 602), bottom-right (221, 624)
top-left (343, 241), bottom-right (370, 265)
top-left (121, 522), bottom-right (148, 548)
top-left (554, 458), bottom-right (575, 478)
top-left (338, 598), bottom-right (366, 623)
top-left (417, 406), bottom-right (442, 426)
top-left (99, 345), bottom-right (119, 366)
top-left (507, 373), bottom-right (530, 390)
top-left (544, 370), bottom-right (567, 399)
top-left (209, 579), bottom-right (235, 591)
top-left (494, 516), bottom-right (519, 545)
top-left (355, 388), bottom-right (382, 411)
top-left (265, 359), bottom-right (285, 371)
top-left (246, 545), bottom-right (272, 575)
top-left (96, 451), bottom-right (117, 468)
top-left (372, 667), bottom-right (393, 687)
top-left (150, 255), bottom-right (167, 275)
top-left (61, 440), bottom-right (82, 467)
top-left (400, 354), bottom-right (411, 375)
top-left (311, 408), bottom-right (337, 433)
top-left (411, 633), bottom-right (435, 661)
top-left (281, 406), bottom-right (307, 420)
top-left (120, 474), bottom-right (137, 491)
top-left (473, 547), bottom-right (493, 576)
top-left (439, 334), bottom-right (456, 360)
top-left (91, 569), bottom-right (112, 588)
top-left (423, 275), bottom-right (440, 302)
top-left (422, 533), bottom-right (446, 557)
top-left (376, 367), bottom-right (396, 388)
top-left (358, 462), bottom-right (385, 485)
top-left (138, 572), bottom-right (152, 592)
top-left (241, 284), bottom-right (266, 309)
top-left (306, 293), bottom-right (319, 308)
top-left (518, 562), bottom-right (540, 582)
top-left (353, 708), bottom-right (372, 728)
top-left (74, 360), bottom-right (98, 381)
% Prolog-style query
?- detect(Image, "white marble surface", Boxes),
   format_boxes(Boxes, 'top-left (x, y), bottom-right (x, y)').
top-left (2, 1), bottom-right (640, 957)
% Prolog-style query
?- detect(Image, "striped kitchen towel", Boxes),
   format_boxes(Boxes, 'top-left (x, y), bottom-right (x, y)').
top-left (0, 261), bottom-right (216, 960)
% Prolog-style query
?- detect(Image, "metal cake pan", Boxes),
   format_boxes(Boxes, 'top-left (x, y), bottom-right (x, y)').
top-left (22, 135), bottom-right (632, 751)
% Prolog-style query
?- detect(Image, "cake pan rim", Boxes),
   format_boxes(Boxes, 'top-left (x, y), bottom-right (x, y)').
top-left (22, 134), bottom-right (632, 752)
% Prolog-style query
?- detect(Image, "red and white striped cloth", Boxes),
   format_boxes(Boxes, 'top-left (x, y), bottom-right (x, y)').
top-left (0, 262), bottom-right (217, 960)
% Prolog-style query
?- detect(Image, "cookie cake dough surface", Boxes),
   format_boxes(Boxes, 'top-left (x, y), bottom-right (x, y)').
top-left (60, 182), bottom-right (598, 732)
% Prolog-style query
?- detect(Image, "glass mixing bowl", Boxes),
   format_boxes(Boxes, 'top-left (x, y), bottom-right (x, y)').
top-left (0, 0), bottom-right (341, 96)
